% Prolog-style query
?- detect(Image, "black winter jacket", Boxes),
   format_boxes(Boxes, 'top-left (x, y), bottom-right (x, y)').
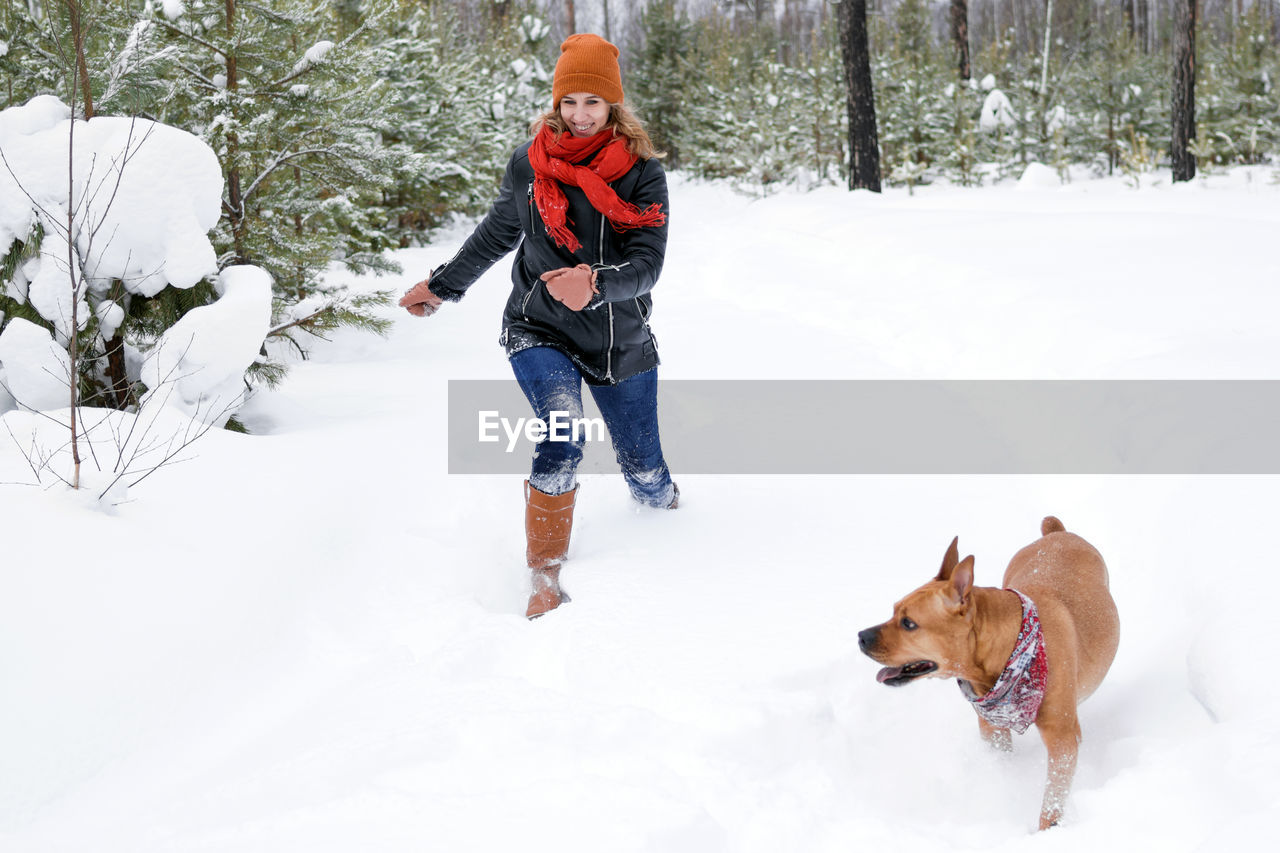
top-left (426, 140), bottom-right (669, 385)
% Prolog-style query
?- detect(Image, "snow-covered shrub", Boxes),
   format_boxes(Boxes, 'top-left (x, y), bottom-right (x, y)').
top-left (1, 94), bottom-right (276, 500)
top-left (0, 95), bottom-right (242, 418)
top-left (139, 266), bottom-right (271, 428)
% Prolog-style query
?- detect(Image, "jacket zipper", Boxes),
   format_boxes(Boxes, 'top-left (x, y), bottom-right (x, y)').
top-left (527, 181), bottom-right (537, 236)
top-left (520, 181), bottom-right (541, 319)
top-left (599, 216), bottom-right (615, 382)
top-left (604, 303), bottom-right (615, 382)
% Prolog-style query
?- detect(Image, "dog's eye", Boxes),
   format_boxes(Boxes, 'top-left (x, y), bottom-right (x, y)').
top-left (900, 617), bottom-right (918, 631)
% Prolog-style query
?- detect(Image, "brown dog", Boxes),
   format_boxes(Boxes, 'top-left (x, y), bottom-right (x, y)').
top-left (858, 517), bottom-right (1119, 830)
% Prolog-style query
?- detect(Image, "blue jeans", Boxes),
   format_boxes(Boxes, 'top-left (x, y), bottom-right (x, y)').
top-left (510, 346), bottom-right (675, 507)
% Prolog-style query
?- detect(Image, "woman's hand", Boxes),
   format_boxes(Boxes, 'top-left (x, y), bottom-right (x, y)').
top-left (540, 264), bottom-right (599, 312)
top-left (399, 277), bottom-right (444, 317)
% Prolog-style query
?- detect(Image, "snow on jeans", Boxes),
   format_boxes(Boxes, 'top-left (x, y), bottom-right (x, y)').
top-left (509, 346), bottom-right (675, 507)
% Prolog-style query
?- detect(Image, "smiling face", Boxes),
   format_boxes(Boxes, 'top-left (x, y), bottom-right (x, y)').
top-left (559, 92), bottom-right (611, 138)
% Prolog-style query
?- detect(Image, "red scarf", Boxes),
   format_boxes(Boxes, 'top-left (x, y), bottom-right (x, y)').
top-left (528, 125), bottom-right (666, 252)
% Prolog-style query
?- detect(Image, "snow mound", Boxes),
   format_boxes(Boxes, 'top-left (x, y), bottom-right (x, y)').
top-left (0, 97), bottom-right (222, 319)
top-left (140, 265), bottom-right (273, 426)
top-left (0, 318), bottom-right (72, 412)
top-left (0, 97), bottom-right (70, 257)
top-left (979, 89), bottom-right (1015, 132)
top-left (1187, 614), bottom-right (1280, 726)
top-left (70, 114), bottom-right (223, 294)
top-left (0, 93), bottom-right (69, 140)
top-left (25, 239), bottom-right (91, 346)
top-left (1017, 162), bottom-right (1063, 190)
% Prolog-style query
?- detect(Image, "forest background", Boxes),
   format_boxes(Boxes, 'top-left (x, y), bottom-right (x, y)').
top-left (2, 0), bottom-right (1278, 423)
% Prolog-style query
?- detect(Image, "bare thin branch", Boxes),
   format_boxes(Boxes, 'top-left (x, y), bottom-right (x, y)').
top-left (266, 303), bottom-right (333, 338)
top-left (240, 148), bottom-right (339, 205)
top-left (153, 19), bottom-right (229, 61)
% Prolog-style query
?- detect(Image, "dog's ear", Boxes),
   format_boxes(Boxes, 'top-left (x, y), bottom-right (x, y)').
top-left (936, 536), bottom-right (960, 580)
top-left (946, 555), bottom-right (975, 607)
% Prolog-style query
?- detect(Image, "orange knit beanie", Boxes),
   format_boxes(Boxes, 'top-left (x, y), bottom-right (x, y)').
top-left (552, 33), bottom-right (624, 106)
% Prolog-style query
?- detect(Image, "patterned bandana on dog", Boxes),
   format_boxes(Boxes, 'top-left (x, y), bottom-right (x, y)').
top-left (958, 589), bottom-right (1048, 734)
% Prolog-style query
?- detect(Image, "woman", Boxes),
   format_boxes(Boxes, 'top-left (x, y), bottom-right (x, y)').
top-left (399, 33), bottom-right (678, 619)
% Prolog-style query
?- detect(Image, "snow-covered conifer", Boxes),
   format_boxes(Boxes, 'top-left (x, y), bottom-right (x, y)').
top-left (1199, 7), bottom-right (1280, 167)
top-left (377, 1), bottom-right (515, 245)
top-left (1058, 17), bottom-right (1165, 178)
top-left (149, 0), bottom-right (407, 371)
top-left (629, 0), bottom-right (698, 169)
top-left (875, 0), bottom-right (949, 188)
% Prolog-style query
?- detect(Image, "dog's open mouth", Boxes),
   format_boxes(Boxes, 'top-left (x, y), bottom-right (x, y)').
top-left (876, 660), bottom-right (938, 686)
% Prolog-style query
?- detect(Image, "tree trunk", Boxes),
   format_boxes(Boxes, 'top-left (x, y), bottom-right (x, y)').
top-left (64, 3), bottom-right (140, 413)
top-left (66, 84), bottom-right (81, 488)
top-left (950, 0), bottom-right (970, 80)
top-left (104, 325), bottom-right (135, 410)
top-left (838, 0), bottom-right (881, 192)
top-left (1171, 0), bottom-right (1197, 182)
top-left (565, 0), bottom-right (577, 35)
top-left (65, 0), bottom-right (95, 119)
top-left (1040, 0), bottom-right (1054, 113)
top-left (67, 3), bottom-right (139, 410)
top-left (63, 0), bottom-right (88, 480)
top-left (224, 0), bottom-right (249, 262)
top-left (1014, 0), bottom-right (1025, 56)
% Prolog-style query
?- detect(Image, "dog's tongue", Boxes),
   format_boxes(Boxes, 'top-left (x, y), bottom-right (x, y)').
top-left (876, 666), bottom-right (903, 684)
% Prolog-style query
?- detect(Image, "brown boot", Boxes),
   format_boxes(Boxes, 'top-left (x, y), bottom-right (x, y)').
top-left (524, 480), bottom-right (577, 619)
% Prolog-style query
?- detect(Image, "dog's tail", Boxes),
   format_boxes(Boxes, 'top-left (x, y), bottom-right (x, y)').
top-left (1041, 516), bottom-right (1066, 535)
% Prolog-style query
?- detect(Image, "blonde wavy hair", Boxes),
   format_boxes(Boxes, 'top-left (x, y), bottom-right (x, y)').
top-left (529, 102), bottom-right (663, 160)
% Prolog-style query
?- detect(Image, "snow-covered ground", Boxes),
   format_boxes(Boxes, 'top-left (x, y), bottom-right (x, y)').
top-left (3, 168), bottom-right (1279, 851)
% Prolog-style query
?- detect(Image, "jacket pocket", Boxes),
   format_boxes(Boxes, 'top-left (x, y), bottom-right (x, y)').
top-left (521, 282), bottom-right (537, 318)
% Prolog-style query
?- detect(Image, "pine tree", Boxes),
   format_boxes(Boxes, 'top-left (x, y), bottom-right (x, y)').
top-left (676, 14), bottom-right (744, 183)
top-left (674, 13), bottom-right (839, 194)
top-left (939, 77), bottom-right (984, 186)
top-left (970, 28), bottom-right (1033, 180)
top-left (1, 0), bottom-right (196, 411)
top-left (484, 11), bottom-right (552, 149)
top-left (629, 0), bottom-right (698, 169)
top-left (1199, 7), bottom-right (1280, 166)
top-left (736, 58), bottom-right (806, 191)
top-left (376, 2), bottom-right (514, 245)
top-left (149, 0), bottom-right (406, 368)
top-left (877, 0), bottom-right (948, 186)
top-left (795, 24), bottom-right (848, 188)
top-left (0, 1), bottom-right (60, 111)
